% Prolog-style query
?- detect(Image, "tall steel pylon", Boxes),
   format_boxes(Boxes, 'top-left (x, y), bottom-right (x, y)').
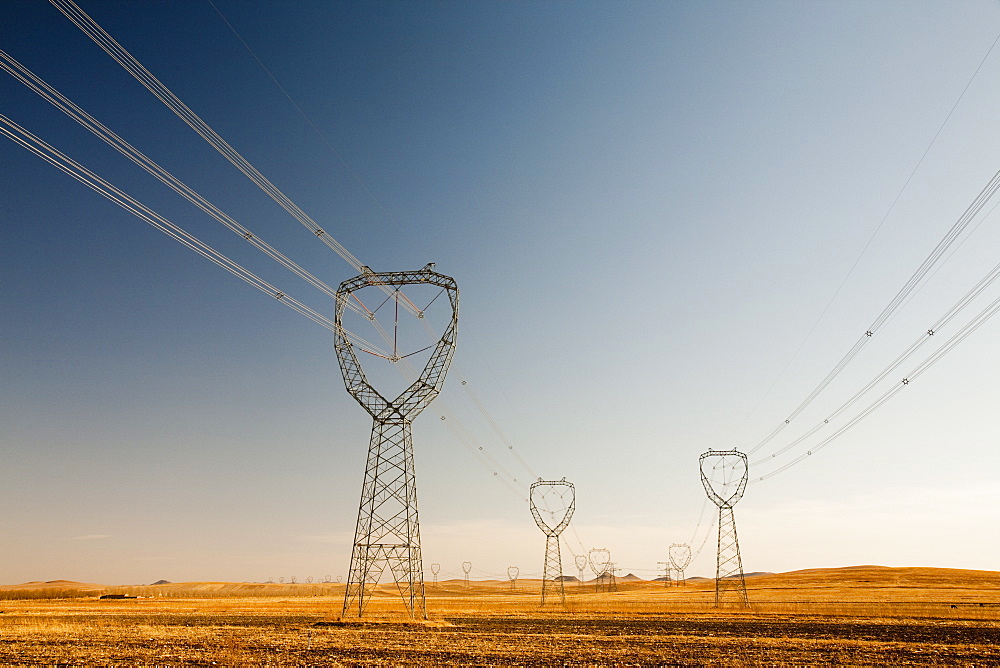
top-left (669, 543), bottom-right (692, 586)
top-left (508, 565), bottom-right (519, 592)
top-left (657, 561), bottom-right (672, 587)
top-left (462, 561), bottom-right (472, 587)
top-left (529, 479), bottom-right (576, 605)
top-left (336, 264), bottom-right (459, 619)
top-left (588, 547), bottom-right (612, 593)
top-left (699, 449), bottom-right (749, 608)
top-left (575, 554), bottom-right (588, 587)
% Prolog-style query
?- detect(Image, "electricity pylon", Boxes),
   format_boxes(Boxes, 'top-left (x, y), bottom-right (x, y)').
top-left (430, 563), bottom-right (440, 585)
top-left (657, 561), bottom-right (672, 587)
top-left (529, 479), bottom-right (576, 605)
top-left (669, 543), bottom-right (692, 586)
top-left (589, 547), bottom-right (612, 593)
top-left (337, 265), bottom-right (459, 620)
top-left (699, 449), bottom-right (749, 608)
top-left (508, 565), bottom-right (519, 591)
top-left (575, 554), bottom-right (588, 588)
top-left (462, 561), bottom-right (472, 587)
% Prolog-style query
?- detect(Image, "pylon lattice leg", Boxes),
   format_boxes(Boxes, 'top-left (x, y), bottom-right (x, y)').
top-left (715, 506), bottom-right (749, 607)
top-left (342, 419), bottom-right (426, 619)
top-left (540, 534), bottom-right (564, 605)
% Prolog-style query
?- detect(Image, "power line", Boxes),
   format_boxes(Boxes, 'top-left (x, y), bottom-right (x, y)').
top-left (752, 245), bottom-right (1000, 469)
top-left (752, 288), bottom-right (1000, 482)
top-left (738, 33), bottom-right (1000, 456)
top-left (0, 114), bottom-right (382, 353)
top-left (0, 48), bottom-right (372, 320)
top-left (48, 0), bottom-right (379, 285)
top-left (746, 167), bottom-right (1000, 456)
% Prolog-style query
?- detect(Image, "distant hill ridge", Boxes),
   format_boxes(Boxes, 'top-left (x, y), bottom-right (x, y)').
top-left (3, 566), bottom-right (998, 593)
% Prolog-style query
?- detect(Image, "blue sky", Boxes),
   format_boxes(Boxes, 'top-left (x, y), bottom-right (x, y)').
top-left (2, 0), bottom-right (1000, 585)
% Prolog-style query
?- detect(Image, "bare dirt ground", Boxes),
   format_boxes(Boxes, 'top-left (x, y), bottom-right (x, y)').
top-left (1, 566), bottom-right (999, 665)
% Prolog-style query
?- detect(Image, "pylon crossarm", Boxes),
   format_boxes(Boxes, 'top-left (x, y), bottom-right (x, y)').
top-left (336, 265), bottom-right (459, 422)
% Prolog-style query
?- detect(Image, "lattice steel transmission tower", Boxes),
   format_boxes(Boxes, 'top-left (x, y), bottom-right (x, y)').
top-left (669, 543), bottom-right (692, 586)
top-left (657, 561), bottom-right (672, 587)
top-left (529, 479), bottom-right (576, 605)
top-left (699, 449), bottom-right (750, 607)
top-left (430, 563), bottom-right (440, 586)
top-left (508, 565), bottom-right (519, 591)
top-left (575, 554), bottom-right (588, 588)
top-left (337, 265), bottom-right (459, 619)
top-left (462, 561), bottom-right (472, 587)
top-left (589, 548), bottom-right (612, 593)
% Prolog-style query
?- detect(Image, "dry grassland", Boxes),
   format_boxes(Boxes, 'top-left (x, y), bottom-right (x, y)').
top-left (1, 566), bottom-right (999, 665)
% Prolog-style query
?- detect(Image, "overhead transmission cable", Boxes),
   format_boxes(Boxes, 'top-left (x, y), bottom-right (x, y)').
top-left (752, 228), bottom-right (1000, 469)
top-left (746, 167), bottom-right (1000, 456)
top-left (727, 34), bottom-right (1000, 455)
top-left (0, 48), bottom-right (372, 321)
top-left (717, 35), bottom-right (1000, 452)
top-left (752, 287), bottom-right (1000, 482)
top-left (45, 0), bottom-right (421, 309)
top-left (0, 114), bottom-right (388, 355)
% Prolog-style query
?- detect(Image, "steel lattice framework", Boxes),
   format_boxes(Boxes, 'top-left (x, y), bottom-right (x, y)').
top-left (462, 561), bottom-right (472, 587)
top-left (575, 554), bottom-right (588, 588)
top-left (337, 264), bottom-right (459, 619)
top-left (588, 547), bottom-right (613, 593)
top-left (699, 449), bottom-right (750, 608)
top-left (507, 565), bottom-right (519, 591)
top-left (669, 543), bottom-right (692, 586)
top-left (529, 479), bottom-right (576, 605)
top-left (657, 560), bottom-right (672, 587)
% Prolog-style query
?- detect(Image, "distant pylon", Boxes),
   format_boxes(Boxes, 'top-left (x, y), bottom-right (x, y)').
top-left (529, 479), bottom-right (576, 605)
top-left (462, 561), bottom-right (472, 587)
top-left (430, 563), bottom-right (440, 585)
top-left (669, 543), bottom-right (692, 586)
top-left (575, 554), bottom-right (588, 588)
top-left (588, 548), bottom-right (612, 593)
top-left (657, 561), bottom-right (672, 587)
top-left (699, 449), bottom-right (749, 607)
top-left (338, 265), bottom-right (459, 620)
top-left (508, 565), bottom-right (519, 591)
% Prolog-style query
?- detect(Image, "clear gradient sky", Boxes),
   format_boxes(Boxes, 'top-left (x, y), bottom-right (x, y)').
top-left (2, 0), bottom-right (1000, 585)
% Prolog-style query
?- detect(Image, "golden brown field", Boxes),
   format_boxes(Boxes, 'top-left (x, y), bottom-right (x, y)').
top-left (2, 566), bottom-right (999, 665)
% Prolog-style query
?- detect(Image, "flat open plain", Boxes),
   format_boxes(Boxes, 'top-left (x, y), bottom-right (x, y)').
top-left (1, 566), bottom-right (999, 665)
